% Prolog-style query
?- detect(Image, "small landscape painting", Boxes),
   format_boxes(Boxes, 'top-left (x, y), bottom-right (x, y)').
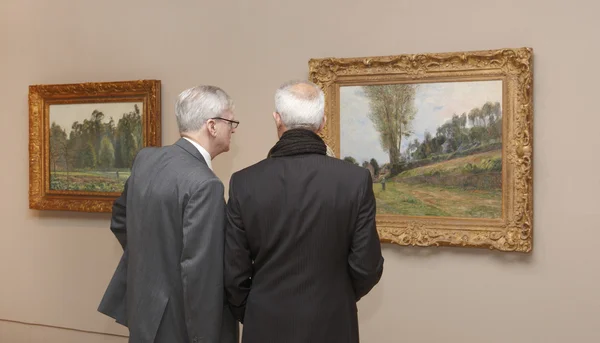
top-left (48, 102), bottom-right (143, 193)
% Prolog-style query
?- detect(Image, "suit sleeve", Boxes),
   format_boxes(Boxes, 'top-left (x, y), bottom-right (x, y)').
top-left (224, 176), bottom-right (252, 323)
top-left (348, 170), bottom-right (384, 301)
top-left (181, 179), bottom-right (227, 342)
top-left (110, 148), bottom-right (146, 250)
top-left (110, 177), bottom-right (129, 250)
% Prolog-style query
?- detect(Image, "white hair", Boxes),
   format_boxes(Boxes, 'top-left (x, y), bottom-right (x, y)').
top-left (274, 80), bottom-right (324, 131)
top-left (175, 85), bottom-right (234, 133)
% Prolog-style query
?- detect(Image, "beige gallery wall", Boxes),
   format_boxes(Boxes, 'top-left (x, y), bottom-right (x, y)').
top-left (1, 0), bottom-right (599, 342)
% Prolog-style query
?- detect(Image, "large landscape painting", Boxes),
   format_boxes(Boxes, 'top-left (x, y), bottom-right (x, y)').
top-left (310, 48), bottom-right (533, 251)
top-left (340, 80), bottom-right (503, 219)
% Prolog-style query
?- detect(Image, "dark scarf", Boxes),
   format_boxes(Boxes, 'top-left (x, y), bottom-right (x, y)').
top-left (267, 129), bottom-right (327, 158)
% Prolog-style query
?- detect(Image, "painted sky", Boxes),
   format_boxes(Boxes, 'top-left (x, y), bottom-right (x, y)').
top-left (340, 80), bottom-right (502, 164)
top-left (49, 102), bottom-right (142, 135)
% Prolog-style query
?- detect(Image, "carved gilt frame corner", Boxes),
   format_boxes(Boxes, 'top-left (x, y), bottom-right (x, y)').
top-left (309, 48), bottom-right (533, 252)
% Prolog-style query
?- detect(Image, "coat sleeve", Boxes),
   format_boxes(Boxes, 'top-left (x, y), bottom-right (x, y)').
top-left (110, 148), bottom-right (145, 250)
top-left (348, 170), bottom-right (384, 301)
top-left (224, 175), bottom-right (253, 323)
top-left (180, 179), bottom-right (227, 342)
top-left (110, 177), bottom-right (129, 250)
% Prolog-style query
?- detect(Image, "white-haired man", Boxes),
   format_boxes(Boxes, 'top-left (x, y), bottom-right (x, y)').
top-left (99, 85), bottom-right (239, 343)
top-left (224, 80), bottom-right (384, 343)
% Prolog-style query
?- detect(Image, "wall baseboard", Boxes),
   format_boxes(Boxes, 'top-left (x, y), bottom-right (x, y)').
top-left (0, 318), bottom-right (128, 338)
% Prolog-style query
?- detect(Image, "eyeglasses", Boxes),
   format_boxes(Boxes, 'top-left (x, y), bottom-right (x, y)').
top-left (210, 117), bottom-right (239, 129)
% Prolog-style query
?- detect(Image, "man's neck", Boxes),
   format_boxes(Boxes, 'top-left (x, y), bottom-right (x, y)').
top-left (278, 126), bottom-right (318, 138)
top-left (181, 134), bottom-right (215, 159)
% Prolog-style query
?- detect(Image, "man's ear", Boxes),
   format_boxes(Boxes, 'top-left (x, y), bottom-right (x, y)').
top-left (274, 112), bottom-right (286, 129)
top-left (207, 119), bottom-right (217, 137)
top-left (273, 111), bottom-right (281, 124)
top-left (317, 115), bottom-right (327, 132)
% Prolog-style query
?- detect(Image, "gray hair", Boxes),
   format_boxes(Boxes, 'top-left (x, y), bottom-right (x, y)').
top-left (274, 80), bottom-right (324, 131)
top-left (175, 85), bottom-right (234, 133)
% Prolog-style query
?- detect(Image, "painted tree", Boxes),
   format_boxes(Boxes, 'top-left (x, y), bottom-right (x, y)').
top-left (90, 110), bottom-right (105, 155)
top-left (132, 104), bottom-right (143, 149)
top-left (115, 106), bottom-right (142, 168)
top-left (343, 156), bottom-right (359, 166)
top-left (98, 136), bottom-right (115, 169)
top-left (49, 123), bottom-right (67, 173)
top-left (81, 142), bottom-right (97, 169)
top-left (436, 113), bottom-right (469, 151)
top-left (362, 84), bottom-right (417, 173)
top-left (414, 131), bottom-right (433, 159)
top-left (59, 128), bottom-right (82, 185)
top-left (369, 158), bottom-right (380, 176)
top-left (406, 138), bottom-right (420, 160)
top-left (482, 101), bottom-right (502, 141)
top-left (362, 161), bottom-right (375, 179)
top-left (468, 101), bottom-right (502, 143)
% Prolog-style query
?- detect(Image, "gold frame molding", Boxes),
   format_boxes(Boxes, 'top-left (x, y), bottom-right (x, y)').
top-left (309, 48), bottom-right (533, 252)
top-left (29, 80), bottom-right (161, 213)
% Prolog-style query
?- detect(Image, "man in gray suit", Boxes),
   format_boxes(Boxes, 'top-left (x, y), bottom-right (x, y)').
top-left (98, 85), bottom-right (240, 343)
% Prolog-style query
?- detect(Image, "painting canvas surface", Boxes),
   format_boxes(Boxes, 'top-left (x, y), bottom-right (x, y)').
top-left (340, 80), bottom-right (503, 219)
top-left (48, 102), bottom-right (143, 193)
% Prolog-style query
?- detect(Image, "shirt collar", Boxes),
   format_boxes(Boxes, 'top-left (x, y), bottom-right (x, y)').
top-left (183, 137), bottom-right (212, 170)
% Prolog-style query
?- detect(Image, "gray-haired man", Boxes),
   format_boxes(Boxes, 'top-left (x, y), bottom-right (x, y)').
top-left (99, 85), bottom-right (239, 343)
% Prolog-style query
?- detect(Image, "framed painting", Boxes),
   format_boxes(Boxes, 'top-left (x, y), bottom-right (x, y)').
top-left (309, 48), bottom-right (533, 252)
top-left (29, 80), bottom-right (161, 212)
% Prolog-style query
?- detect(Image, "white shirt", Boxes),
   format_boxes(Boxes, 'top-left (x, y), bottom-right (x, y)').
top-left (183, 137), bottom-right (213, 170)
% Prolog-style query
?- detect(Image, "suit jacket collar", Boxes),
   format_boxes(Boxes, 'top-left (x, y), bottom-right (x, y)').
top-left (175, 138), bottom-right (208, 167)
top-left (182, 137), bottom-right (213, 170)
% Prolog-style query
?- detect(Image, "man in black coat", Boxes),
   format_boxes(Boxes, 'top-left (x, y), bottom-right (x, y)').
top-left (224, 80), bottom-right (384, 343)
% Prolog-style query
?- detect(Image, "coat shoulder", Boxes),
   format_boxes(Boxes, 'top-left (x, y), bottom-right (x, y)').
top-left (230, 155), bottom-right (370, 185)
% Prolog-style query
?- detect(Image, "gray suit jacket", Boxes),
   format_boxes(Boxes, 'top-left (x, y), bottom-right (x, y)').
top-left (98, 138), bottom-right (238, 343)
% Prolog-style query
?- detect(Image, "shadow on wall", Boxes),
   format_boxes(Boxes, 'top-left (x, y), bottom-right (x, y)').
top-left (383, 241), bottom-right (534, 264)
top-left (34, 210), bottom-right (110, 226)
top-left (355, 241), bottom-right (534, 323)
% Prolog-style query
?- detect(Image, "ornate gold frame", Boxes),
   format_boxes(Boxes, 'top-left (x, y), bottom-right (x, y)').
top-left (309, 48), bottom-right (533, 252)
top-left (29, 80), bottom-right (161, 213)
